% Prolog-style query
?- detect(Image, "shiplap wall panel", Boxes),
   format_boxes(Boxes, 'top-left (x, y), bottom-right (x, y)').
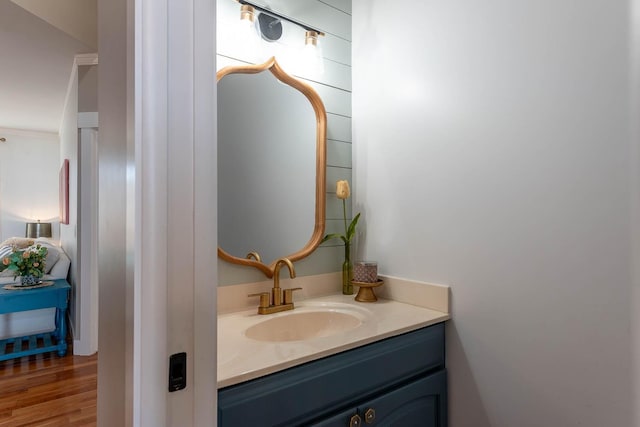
top-left (248, 0), bottom-right (351, 40)
top-left (326, 193), bottom-right (352, 219)
top-left (217, 28), bottom-right (350, 73)
top-left (308, 83), bottom-right (351, 117)
top-left (327, 140), bottom-right (351, 168)
top-left (321, 219), bottom-right (351, 247)
top-left (320, 0), bottom-right (351, 15)
top-left (320, 35), bottom-right (351, 66)
top-left (217, 0), bottom-right (352, 284)
top-left (290, 57), bottom-right (351, 90)
top-left (326, 165), bottom-right (351, 187)
top-left (327, 113), bottom-right (352, 142)
top-left (217, 56), bottom-right (351, 115)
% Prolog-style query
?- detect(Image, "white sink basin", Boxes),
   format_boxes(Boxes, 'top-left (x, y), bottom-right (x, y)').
top-left (218, 294), bottom-right (451, 388)
top-left (244, 305), bottom-right (368, 342)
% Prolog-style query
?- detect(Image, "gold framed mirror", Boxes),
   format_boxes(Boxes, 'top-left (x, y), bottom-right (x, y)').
top-left (217, 57), bottom-right (327, 278)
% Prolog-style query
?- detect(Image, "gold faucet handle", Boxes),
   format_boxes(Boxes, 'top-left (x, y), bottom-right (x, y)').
top-left (283, 287), bottom-right (303, 305)
top-left (248, 292), bottom-right (270, 308)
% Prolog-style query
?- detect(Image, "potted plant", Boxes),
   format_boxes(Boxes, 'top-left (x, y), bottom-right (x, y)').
top-left (322, 180), bottom-right (361, 295)
top-left (0, 244), bottom-right (48, 286)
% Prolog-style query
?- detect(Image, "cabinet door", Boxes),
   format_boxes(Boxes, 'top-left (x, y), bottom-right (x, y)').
top-left (219, 324), bottom-right (445, 427)
top-left (312, 370), bottom-right (447, 427)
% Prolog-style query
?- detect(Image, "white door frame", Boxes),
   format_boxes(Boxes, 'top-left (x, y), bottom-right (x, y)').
top-left (76, 114), bottom-right (98, 356)
top-left (133, 0), bottom-right (217, 425)
top-left (97, 0), bottom-right (217, 425)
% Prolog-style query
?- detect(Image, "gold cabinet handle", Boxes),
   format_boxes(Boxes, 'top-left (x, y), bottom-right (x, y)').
top-left (364, 408), bottom-right (375, 424)
top-left (349, 413), bottom-right (362, 427)
top-left (282, 287), bottom-right (302, 304)
top-left (248, 292), bottom-right (270, 308)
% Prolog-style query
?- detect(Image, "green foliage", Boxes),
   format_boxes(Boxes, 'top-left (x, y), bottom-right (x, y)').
top-left (322, 206), bottom-right (361, 245)
top-left (0, 244), bottom-right (48, 279)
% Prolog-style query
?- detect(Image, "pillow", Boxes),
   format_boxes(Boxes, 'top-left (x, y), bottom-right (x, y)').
top-left (0, 237), bottom-right (34, 249)
top-left (30, 242), bottom-right (60, 274)
top-left (0, 245), bottom-right (12, 260)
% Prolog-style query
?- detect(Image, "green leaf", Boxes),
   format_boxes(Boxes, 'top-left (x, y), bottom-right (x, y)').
top-left (346, 212), bottom-right (361, 241)
top-left (321, 233), bottom-right (345, 244)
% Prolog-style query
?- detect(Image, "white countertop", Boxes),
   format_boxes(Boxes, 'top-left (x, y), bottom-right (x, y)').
top-left (218, 293), bottom-right (450, 388)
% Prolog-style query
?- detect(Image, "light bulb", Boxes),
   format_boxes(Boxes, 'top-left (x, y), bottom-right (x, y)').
top-left (301, 31), bottom-right (324, 76)
top-left (239, 4), bottom-right (255, 26)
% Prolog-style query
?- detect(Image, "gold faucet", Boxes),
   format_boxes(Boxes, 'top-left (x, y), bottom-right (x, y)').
top-left (246, 251), bottom-right (262, 262)
top-left (248, 258), bottom-right (302, 315)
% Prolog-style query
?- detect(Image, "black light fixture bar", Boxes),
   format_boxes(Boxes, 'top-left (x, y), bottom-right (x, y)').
top-left (237, 0), bottom-right (325, 36)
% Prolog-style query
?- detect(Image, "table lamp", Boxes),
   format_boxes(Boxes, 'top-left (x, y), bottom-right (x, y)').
top-left (25, 220), bottom-right (52, 238)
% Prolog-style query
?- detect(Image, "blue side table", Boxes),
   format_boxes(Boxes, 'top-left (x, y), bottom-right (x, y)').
top-left (0, 279), bottom-right (70, 361)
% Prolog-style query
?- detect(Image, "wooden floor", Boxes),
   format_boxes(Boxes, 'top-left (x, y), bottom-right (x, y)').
top-left (0, 350), bottom-right (97, 426)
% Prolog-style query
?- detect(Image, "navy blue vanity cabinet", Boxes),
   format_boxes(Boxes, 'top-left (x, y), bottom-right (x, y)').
top-left (218, 322), bottom-right (447, 427)
top-left (311, 370), bottom-right (446, 427)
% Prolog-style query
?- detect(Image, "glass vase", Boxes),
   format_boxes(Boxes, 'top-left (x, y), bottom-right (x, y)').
top-left (342, 243), bottom-right (353, 295)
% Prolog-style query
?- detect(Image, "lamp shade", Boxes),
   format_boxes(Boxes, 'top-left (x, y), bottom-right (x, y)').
top-left (25, 221), bottom-right (52, 238)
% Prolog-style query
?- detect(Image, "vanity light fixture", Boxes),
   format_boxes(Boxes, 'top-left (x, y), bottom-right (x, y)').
top-left (239, 4), bottom-right (255, 26)
top-left (301, 30), bottom-right (324, 75)
top-left (236, 0), bottom-right (325, 46)
top-left (305, 31), bottom-right (319, 48)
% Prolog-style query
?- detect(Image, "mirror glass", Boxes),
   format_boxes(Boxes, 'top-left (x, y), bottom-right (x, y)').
top-left (217, 59), bottom-right (326, 277)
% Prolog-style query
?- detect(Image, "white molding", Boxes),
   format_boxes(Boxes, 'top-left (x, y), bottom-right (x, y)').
top-left (0, 127), bottom-right (58, 140)
top-left (60, 54), bottom-right (99, 136)
top-left (74, 127), bottom-right (99, 356)
top-left (134, 0), bottom-right (217, 424)
top-left (136, 0), bottom-right (169, 424)
top-left (60, 62), bottom-right (78, 136)
top-left (193, 0), bottom-right (218, 424)
top-left (75, 53), bottom-right (99, 66)
top-left (77, 112), bottom-right (99, 128)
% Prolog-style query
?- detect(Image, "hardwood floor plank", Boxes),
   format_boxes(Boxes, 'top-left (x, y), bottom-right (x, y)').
top-left (0, 351), bottom-right (97, 426)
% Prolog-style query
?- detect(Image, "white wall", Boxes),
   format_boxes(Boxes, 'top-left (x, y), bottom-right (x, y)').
top-left (216, 0), bottom-right (353, 285)
top-left (78, 64), bottom-right (98, 112)
top-left (59, 65), bottom-right (79, 337)
top-left (0, 129), bottom-right (60, 241)
top-left (353, 1), bottom-right (637, 426)
top-left (0, 129), bottom-right (61, 339)
top-left (632, 0), bottom-right (640, 421)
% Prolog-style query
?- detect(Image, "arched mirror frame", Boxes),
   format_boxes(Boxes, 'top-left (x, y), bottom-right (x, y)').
top-left (216, 57), bottom-right (327, 278)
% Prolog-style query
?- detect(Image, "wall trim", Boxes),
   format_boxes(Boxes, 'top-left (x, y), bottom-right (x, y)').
top-left (75, 53), bottom-right (99, 66)
top-left (0, 127), bottom-right (58, 140)
top-left (78, 112), bottom-right (99, 128)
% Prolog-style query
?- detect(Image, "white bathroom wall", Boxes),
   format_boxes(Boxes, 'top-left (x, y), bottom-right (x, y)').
top-left (353, 1), bottom-right (636, 426)
top-left (216, 0), bottom-right (353, 285)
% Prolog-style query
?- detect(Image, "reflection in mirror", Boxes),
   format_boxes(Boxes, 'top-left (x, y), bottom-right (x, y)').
top-left (217, 58), bottom-right (326, 278)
